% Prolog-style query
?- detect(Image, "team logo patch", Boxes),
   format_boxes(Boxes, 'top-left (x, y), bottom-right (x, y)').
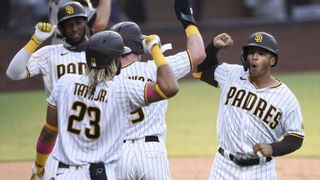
top-left (91, 57), bottom-right (97, 67)
top-left (65, 5), bottom-right (74, 14)
top-left (255, 33), bottom-right (263, 43)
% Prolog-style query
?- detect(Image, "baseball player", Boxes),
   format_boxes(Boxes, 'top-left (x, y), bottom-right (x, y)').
top-left (6, 1), bottom-right (94, 177)
top-left (196, 32), bottom-right (304, 179)
top-left (109, 0), bottom-right (206, 179)
top-left (30, 30), bottom-right (179, 180)
top-left (49, 0), bottom-right (111, 44)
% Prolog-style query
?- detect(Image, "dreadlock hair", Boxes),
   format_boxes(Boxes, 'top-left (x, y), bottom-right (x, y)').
top-left (86, 58), bottom-right (119, 95)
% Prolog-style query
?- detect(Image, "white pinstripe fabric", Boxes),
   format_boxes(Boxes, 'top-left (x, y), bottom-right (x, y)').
top-left (208, 63), bottom-right (304, 179)
top-left (114, 51), bottom-right (191, 180)
top-left (46, 73), bottom-right (147, 179)
top-left (27, 44), bottom-right (86, 97)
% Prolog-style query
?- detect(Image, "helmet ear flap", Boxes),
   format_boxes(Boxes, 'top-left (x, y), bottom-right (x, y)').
top-left (240, 50), bottom-right (249, 71)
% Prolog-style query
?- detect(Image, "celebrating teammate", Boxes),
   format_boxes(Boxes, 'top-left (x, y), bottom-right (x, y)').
top-left (110, 0), bottom-right (206, 179)
top-left (6, 2), bottom-right (90, 96)
top-left (30, 30), bottom-right (179, 180)
top-left (6, 1), bottom-right (95, 177)
top-left (49, 0), bottom-right (111, 44)
top-left (196, 32), bottom-right (304, 179)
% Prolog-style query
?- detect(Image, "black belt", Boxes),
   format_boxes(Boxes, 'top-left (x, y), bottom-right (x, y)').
top-left (218, 147), bottom-right (272, 167)
top-left (123, 135), bottom-right (159, 143)
top-left (58, 162), bottom-right (84, 169)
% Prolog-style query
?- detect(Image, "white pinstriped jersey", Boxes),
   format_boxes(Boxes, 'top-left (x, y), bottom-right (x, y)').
top-left (47, 74), bottom-right (147, 165)
top-left (214, 63), bottom-right (304, 157)
top-left (113, 51), bottom-right (192, 140)
top-left (26, 44), bottom-right (86, 97)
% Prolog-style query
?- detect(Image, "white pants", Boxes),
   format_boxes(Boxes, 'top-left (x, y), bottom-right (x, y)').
top-left (45, 155), bottom-right (116, 180)
top-left (116, 137), bottom-right (171, 180)
top-left (209, 152), bottom-right (276, 180)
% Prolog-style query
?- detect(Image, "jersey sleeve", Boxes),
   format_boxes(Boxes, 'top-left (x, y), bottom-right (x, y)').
top-left (282, 101), bottom-right (305, 137)
top-left (214, 63), bottom-right (242, 88)
top-left (166, 51), bottom-right (192, 79)
top-left (26, 46), bottom-right (50, 78)
top-left (119, 79), bottom-right (148, 109)
top-left (47, 74), bottom-right (70, 107)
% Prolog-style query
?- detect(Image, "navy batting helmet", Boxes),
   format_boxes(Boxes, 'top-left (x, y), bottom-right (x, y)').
top-left (241, 32), bottom-right (279, 70)
top-left (86, 31), bottom-right (132, 69)
top-left (110, 21), bottom-right (144, 55)
top-left (58, 2), bottom-right (87, 25)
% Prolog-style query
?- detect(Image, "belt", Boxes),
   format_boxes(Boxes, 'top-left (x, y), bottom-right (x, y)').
top-left (218, 147), bottom-right (272, 167)
top-left (123, 135), bottom-right (159, 143)
top-left (58, 162), bottom-right (87, 170)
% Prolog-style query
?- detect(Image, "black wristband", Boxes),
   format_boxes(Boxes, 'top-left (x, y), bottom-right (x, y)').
top-left (270, 135), bottom-right (303, 156)
top-left (197, 42), bottom-right (219, 72)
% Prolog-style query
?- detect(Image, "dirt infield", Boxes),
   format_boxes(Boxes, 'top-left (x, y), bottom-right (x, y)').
top-left (1, 157), bottom-right (319, 180)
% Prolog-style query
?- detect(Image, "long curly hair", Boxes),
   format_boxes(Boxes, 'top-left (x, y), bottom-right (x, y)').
top-left (86, 58), bottom-right (119, 95)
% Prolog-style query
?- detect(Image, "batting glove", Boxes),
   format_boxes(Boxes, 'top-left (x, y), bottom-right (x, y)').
top-left (32, 22), bottom-right (55, 45)
top-left (31, 164), bottom-right (54, 180)
top-left (142, 35), bottom-right (161, 54)
top-left (174, 0), bottom-right (196, 29)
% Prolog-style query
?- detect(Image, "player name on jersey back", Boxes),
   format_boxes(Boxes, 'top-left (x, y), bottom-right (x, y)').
top-left (74, 82), bottom-right (107, 102)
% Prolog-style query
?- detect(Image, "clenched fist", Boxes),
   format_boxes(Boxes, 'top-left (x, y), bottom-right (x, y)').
top-left (32, 22), bottom-right (55, 45)
top-left (213, 33), bottom-right (233, 49)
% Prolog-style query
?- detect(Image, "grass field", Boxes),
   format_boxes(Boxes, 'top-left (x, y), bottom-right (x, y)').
top-left (0, 72), bottom-right (319, 161)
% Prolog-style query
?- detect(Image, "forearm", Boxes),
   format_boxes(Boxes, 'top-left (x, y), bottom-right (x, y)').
top-left (34, 125), bottom-right (57, 172)
top-left (93, 0), bottom-right (111, 31)
top-left (186, 25), bottom-right (206, 68)
top-left (271, 134), bottom-right (304, 156)
top-left (152, 46), bottom-right (178, 98)
top-left (197, 42), bottom-right (220, 72)
top-left (6, 48), bottom-right (31, 80)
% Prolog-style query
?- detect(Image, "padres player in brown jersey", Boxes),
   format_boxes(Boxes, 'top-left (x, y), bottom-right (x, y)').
top-left (30, 30), bottom-right (179, 180)
top-left (195, 32), bottom-right (304, 179)
top-left (6, 2), bottom-right (95, 178)
top-left (49, 0), bottom-right (111, 44)
top-left (109, 0), bottom-right (205, 179)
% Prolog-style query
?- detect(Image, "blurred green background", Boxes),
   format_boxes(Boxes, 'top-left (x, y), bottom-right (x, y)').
top-left (0, 72), bottom-right (319, 161)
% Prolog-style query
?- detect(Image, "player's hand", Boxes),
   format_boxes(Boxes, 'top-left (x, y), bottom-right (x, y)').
top-left (31, 164), bottom-right (44, 180)
top-left (213, 33), bottom-right (233, 49)
top-left (142, 35), bottom-right (161, 54)
top-left (174, 0), bottom-right (196, 29)
top-left (32, 22), bottom-right (55, 45)
top-left (253, 143), bottom-right (273, 157)
top-left (31, 164), bottom-right (55, 180)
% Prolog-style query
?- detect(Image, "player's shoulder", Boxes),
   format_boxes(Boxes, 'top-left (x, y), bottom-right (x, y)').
top-left (217, 62), bottom-right (244, 74)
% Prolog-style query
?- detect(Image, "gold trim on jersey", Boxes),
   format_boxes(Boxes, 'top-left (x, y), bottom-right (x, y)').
top-left (287, 133), bottom-right (304, 139)
top-left (144, 81), bottom-right (150, 105)
top-left (48, 103), bottom-right (57, 110)
top-left (26, 67), bottom-right (31, 78)
top-left (186, 50), bottom-right (193, 70)
top-left (44, 122), bottom-right (58, 132)
top-left (156, 84), bottom-right (169, 99)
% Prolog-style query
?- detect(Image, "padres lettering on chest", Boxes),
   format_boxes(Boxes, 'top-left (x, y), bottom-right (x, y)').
top-left (57, 62), bottom-right (87, 79)
top-left (225, 86), bottom-right (282, 129)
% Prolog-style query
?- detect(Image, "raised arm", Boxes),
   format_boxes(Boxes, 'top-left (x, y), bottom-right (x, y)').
top-left (92, 0), bottom-right (111, 32)
top-left (143, 35), bottom-right (179, 103)
top-left (6, 22), bottom-right (54, 80)
top-left (174, 0), bottom-right (206, 68)
top-left (193, 33), bottom-right (233, 87)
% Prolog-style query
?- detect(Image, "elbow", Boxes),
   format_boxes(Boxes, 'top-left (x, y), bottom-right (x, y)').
top-left (165, 85), bottom-right (179, 98)
top-left (6, 69), bottom-right (19, 80)
top-left (92, 22), bottom-right (107, 32)
top-left (160, 82), bottom-right (179, 99)
top-left (191, 50), bottom-right (207, 66)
